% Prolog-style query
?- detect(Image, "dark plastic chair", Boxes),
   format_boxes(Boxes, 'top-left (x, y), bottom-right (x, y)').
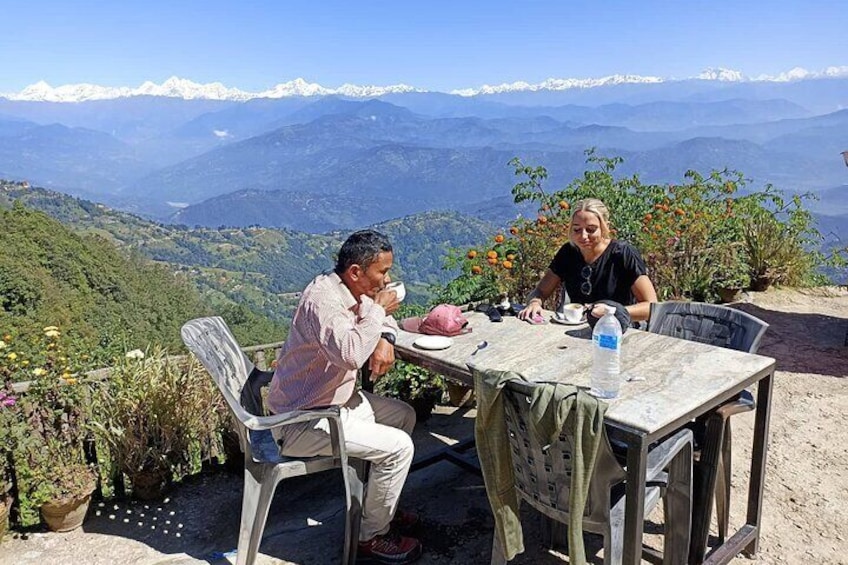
top-left (181, 316), bottom-right (366, 565)
top-left (493, 380), bottom-right (693, 564)
top-left (648, 301), bottom-right (769, 563)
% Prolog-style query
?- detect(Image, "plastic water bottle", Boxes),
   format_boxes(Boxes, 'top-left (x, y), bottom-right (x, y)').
top-left (590, 306), bottom-right (622, 398)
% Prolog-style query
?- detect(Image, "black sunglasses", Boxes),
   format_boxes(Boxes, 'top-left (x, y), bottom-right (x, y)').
top-left (580, 265), bottom-right (592, 296)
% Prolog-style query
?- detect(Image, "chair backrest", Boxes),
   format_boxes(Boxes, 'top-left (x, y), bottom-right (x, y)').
top-left (181, 317), bottom-right (278, 460)
top-left (648, 301), bottom-right (769, 354)
top-left (181, 316), bottom-right (256, 415)
top-left (500, 380), bottom-right (626, 527)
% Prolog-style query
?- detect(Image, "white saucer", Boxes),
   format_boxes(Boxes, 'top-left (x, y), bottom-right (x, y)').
top-left (551, 316), bottom-right (587, 326)
top-left (413, 335), bottom-right (454, 350)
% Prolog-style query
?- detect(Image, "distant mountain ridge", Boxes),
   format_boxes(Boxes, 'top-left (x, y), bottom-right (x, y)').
top-left (1, 72), bottom-right (846, 233)
top-left (3, 65), bottom-right (847, 102)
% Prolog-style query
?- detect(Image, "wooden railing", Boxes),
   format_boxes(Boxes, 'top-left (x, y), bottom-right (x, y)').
top-left (10, 342), bottom-right (288, 394)
top-left (241, 341), bottom-right (285, 370)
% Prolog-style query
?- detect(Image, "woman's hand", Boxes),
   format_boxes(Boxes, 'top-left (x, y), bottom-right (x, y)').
top-left (519, 271), bottom-right (562, 320)
top-left (518, 298), bottom-right (543, 320)
top-left (588, 303), bottom-right (606, 320)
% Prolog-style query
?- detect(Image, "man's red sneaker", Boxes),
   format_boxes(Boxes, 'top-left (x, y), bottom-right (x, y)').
top-left (357, 530), bottom-right (422, 564)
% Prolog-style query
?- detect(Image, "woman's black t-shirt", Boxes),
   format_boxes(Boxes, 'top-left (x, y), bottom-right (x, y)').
top-left (548, 240), bottom-right (648, 305)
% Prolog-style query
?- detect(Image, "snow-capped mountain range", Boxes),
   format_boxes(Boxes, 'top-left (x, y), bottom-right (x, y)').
top-left (3, 66), bottom-right (847, 103)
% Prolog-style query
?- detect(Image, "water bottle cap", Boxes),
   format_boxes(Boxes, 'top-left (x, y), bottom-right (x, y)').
top-left (604, 306), bottom-right (616, 316)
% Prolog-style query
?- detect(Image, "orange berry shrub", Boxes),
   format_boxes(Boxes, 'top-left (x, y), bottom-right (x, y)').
top-left (440, 149), bottom-right (834, 305)
top-left (634, 171), bottom-right (751, 300)
top-left (438, 211), bottom-right (572, 306)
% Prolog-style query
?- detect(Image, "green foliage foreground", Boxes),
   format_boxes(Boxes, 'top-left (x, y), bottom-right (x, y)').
top-left (0, 202), bottom-right (285, 365)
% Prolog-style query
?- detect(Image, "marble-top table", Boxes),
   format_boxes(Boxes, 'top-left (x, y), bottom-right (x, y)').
top-left (395, 310), bottom-right (777, 565)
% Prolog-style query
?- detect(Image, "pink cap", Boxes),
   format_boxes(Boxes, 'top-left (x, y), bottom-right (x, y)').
top-left (401, 304), bottom-right (471, 337)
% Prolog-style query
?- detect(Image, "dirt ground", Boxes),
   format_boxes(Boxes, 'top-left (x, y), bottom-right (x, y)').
top-left (1, 287), bottom-right (846, 564)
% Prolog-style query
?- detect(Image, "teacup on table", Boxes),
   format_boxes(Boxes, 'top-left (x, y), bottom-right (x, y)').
top-left (386, 281), bottom-right (406, 302)
top-left (559, 303), bottom-right (584, 323)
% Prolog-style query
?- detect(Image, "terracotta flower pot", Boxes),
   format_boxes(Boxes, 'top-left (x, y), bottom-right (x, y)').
top-left (750, 276), bottom-right (772, 292)
top-left (41, 491), bottom-right (93, 532)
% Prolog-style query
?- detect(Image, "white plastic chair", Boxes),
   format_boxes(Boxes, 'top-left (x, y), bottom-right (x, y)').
top-left (181, 316), bottom-right (366, 565)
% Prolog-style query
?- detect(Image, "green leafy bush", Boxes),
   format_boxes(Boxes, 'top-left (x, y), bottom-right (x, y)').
top-left (375, 304), bottom-right (445, 414)
top-left (90, 349), bottom-right (228, 498)
top-left (447, 149), bottom-right (834, 304)
top-left (1, 326), bottom-right (97, 525)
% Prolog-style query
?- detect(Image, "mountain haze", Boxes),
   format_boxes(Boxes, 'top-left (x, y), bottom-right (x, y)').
top-left (0, 72), bottom-right (845, 232)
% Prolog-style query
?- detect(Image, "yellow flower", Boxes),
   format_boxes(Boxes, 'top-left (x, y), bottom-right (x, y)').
top-left (43, 326), bottom-right (59, 332)
top-left (0, 341), bottom-right (6, 350)
top-left (6, 352), bottom-right (17, 361)
top-left (44, 329), bottom-right (60, 338)
top-left (32, 368), bottom-right (47, 377)
top-left (63, 377), bottom-right (78, 385)
top-left (21, 359), bottom-right (29, 366)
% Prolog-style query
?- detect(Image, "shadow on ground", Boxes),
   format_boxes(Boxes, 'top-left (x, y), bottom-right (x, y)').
top-left (2, 405), bottom-right (652, 564)
top-left (734, 303), bottom-right (848, 377)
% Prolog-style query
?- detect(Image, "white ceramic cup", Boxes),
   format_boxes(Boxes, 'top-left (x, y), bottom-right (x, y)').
top-left (561, 303), bottom-right (584, 323)
top-left (386, 281), bottom-right (406, 302)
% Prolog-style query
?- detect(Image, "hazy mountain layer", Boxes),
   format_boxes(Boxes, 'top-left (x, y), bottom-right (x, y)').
top-left (0, 78), bottom-right (845, 232)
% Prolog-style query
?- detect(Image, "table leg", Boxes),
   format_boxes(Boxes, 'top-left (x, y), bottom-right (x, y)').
top-left (623, 433), bottom-right (649, 565)
top-left (743, 371), bottom-right (774, 557)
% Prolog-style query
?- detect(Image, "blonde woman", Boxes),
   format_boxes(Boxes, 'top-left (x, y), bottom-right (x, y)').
top-left (518, 198), bottom-right (658, 324)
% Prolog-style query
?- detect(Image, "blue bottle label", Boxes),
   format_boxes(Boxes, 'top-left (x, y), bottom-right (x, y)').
top-left (597, 334), bottom-right (619, 350)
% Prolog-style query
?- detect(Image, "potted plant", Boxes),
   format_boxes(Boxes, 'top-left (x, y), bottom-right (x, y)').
top-left (375, 361), bottom-right (445, 422)
top-left (35, 445), bottom-right (97, 532)
top-left (712, 243), bottom-right (751, 303)
top-left (1, 326), bottom-right (98, 530)
top-left (22, 380), bottom-right (97, 531)
top-left (91, 348), bottom-right (226, 500)
top-left (0, 383), bottom-right (20, 543)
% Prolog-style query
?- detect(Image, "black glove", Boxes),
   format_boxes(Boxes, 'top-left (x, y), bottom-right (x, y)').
top-left (475, 303), bottom-right (502, 322)
top-left (586, 299), bottom-right (631, 333)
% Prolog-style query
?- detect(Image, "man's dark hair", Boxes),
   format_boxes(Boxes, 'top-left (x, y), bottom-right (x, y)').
top-left (335, 230), bottom-right (393, 274)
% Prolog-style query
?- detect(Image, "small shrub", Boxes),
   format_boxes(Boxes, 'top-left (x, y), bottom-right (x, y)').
top-left (446, 150), bottom-right (834, 304)
top-left (1, 326), bottom-right (96, 525)
top-left (375, 303), bottom-right (445, 413)
top-left (90, 348), bottom-right (227, 496)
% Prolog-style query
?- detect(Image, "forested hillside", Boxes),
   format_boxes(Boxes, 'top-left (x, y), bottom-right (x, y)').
top-left (1, 180), bottom-right (495, 324)
top-left (0, 201), bottom-right (286, 360)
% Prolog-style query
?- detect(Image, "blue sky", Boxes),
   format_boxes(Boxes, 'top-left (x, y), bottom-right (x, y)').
top-left (2, 0), bottom-right (845, 92)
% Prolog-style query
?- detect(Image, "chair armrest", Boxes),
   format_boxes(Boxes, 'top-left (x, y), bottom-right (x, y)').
top-left (242, 406), bottom-right (342, 432)
top-left (645, 428), bottom-right (693, 482)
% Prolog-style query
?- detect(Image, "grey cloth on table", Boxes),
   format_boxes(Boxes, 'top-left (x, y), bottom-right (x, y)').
top-left (586, 298), bottom-right (631, 333)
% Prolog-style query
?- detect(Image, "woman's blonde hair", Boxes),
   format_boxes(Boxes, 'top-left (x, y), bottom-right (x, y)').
top-left (569, 198), bottom-right (612, 239)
